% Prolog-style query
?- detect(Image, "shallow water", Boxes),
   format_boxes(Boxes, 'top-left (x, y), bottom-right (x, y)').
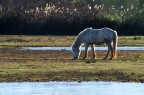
top-left (20, 46), bottom-right (144, 51)
top-left (0, 82), bottom-right (144, 95)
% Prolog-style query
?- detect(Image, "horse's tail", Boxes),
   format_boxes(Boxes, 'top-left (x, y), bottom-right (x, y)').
top-left (113, 31), bottom-right (118, 59)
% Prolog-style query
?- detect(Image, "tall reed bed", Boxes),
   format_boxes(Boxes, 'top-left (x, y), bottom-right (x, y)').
top-left (0, 0), bottom-right (144, 35)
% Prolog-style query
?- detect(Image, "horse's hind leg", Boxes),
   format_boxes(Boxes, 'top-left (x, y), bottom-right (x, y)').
top-left (103, 44), bottom-right (112, 60)
top-left (91, 44), bottom-right (96, 59)
top-left (109, 45), bottom-right (113, 60)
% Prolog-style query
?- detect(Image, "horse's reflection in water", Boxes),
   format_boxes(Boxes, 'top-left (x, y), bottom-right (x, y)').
top-left (71, 27), bottom-right (118, 60)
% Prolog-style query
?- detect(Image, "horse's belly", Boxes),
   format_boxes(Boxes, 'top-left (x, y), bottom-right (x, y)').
top-left (89, 38), bottom-right (105, 45)
top-left (84, 34), bottom-right (105, 45)
top-left (94, 42), bottom-right (104, 45)
top-left (93, 41), bottom-right (105, 45)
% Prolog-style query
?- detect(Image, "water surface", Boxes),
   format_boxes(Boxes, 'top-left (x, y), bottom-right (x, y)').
top-left (20, 46), bottom-right (144, 51)
top-left (0, 82), bottom-right (144, 95)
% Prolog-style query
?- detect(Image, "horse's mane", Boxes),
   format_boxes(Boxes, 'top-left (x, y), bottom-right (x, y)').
top-left (72, 27), bottom-right (93, 48)
top-left (72, 34), bottom-right (82, 48)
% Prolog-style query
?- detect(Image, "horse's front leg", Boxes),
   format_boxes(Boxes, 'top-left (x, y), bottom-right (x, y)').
top-left (91, 44), bottom-right (96, 59)
top-left (82, 45), bottom-right (89, 59)
top-left (103, 50), bottom-right (110, 60)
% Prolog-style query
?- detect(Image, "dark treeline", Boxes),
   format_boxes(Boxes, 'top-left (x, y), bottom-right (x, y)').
top-left (0, 0), bottom-right (144, 35)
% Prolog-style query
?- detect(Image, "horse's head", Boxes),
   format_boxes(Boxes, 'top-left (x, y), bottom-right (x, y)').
top-left (72, 46), bottom-right (80, 59)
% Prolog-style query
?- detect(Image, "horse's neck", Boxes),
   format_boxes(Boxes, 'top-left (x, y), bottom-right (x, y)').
top-left (73, 36), bottom-right (83, 48)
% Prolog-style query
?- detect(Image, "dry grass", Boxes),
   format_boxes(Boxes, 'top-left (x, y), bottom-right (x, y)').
top-left (0, 35), bottom-right (144, 47)
top-left (0, 35), bottom-right (144, 82)
top-left (0, 47), bottom-right (144, 82)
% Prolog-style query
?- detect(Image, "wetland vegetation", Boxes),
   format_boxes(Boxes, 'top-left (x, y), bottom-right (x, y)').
top-left (0, 36), bottom-right (144, 82)
top-left (0, 35), bottom-right (144, 47)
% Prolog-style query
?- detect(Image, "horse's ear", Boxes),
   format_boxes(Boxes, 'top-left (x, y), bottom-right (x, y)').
top-left (85, 27), bottom-right (92, 29)
top-left (85, 27), bottom-right (92, 31)
top-left (83, 27), bottom-right (93, 32)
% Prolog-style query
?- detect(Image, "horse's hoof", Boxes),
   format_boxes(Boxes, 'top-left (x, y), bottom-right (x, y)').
top-left (81, 57), bottom-right (86, 60)
top-left (91, 57), bottom-right (95, 59)
top-left (109, 58), bottom-right (113, 60)
top-left (103, 58), bottom-right (106, 60)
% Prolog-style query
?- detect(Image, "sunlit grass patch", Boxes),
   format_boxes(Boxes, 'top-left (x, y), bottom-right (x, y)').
top-left (0, 35), bottom-right (144, 47)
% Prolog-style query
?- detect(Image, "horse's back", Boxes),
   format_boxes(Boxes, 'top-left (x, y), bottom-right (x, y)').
top-left (82, 28), bottom-right (116, 44)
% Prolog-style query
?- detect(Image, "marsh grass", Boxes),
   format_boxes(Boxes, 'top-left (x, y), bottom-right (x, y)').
top-left (0, 35), bottom-right (144, 47)
top-left (1, 61), bottom-right (144, 82)
top-left (0, 46), bottom-right (144, 82)
top-left (133, 35), bottom-right (142, 40)
top-left (0, 35), bottom-right (144, 82)
top-left (1, 38), bottom-right (28, 43)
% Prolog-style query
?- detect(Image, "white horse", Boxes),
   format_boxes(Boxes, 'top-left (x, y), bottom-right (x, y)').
top-left (71, 27), bottom-right (118, 60)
